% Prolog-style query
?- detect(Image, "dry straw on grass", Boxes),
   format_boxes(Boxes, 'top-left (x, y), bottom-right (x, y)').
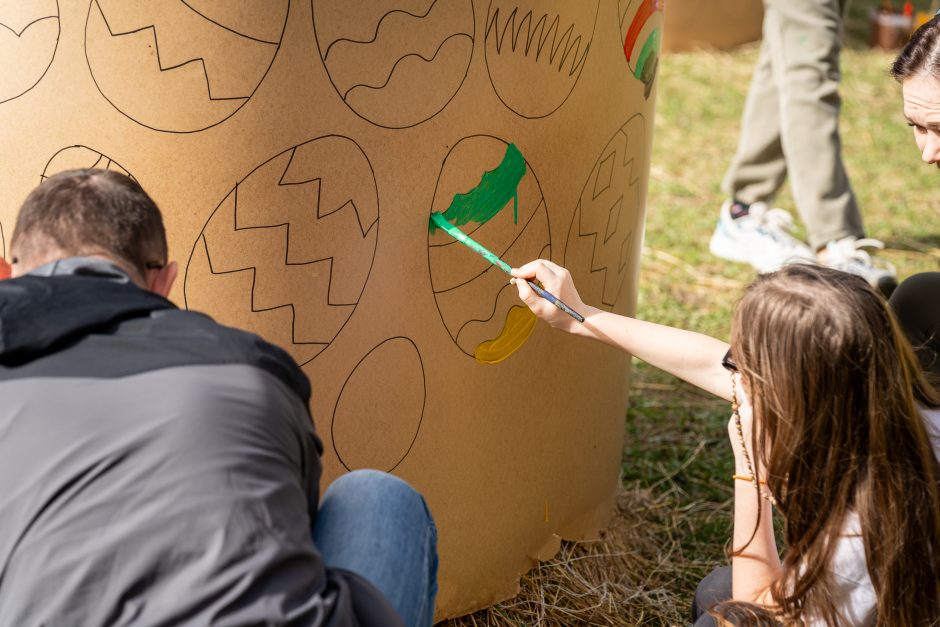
top-left (443, 487), bottom-right (716, 626)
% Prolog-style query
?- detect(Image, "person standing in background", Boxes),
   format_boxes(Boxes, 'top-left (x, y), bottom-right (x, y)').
top-left (710, 0), bottom-right (898, 295)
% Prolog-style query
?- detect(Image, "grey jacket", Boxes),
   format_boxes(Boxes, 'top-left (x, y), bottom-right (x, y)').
top-left (0, 258), bottom-right (402, 627)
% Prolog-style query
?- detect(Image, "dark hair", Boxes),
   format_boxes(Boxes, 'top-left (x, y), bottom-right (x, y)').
top-left (12, 169), bottom-right (168, 278)
top-left (717, 264), bottom-right (940, 626)
top-left (892, 14), bottom-right (940, 81)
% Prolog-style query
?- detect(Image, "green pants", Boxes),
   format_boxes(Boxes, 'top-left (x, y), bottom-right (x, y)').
top-left (721, 0), bottom-right (865, 250)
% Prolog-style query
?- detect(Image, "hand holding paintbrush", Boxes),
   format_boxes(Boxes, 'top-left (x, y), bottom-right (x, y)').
top-left (429, 212), bottom-right (585, 323)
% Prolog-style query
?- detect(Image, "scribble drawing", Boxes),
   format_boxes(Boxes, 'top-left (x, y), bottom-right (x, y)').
top-left (184, 136), bottom-right (380, 367)
top-left (313, 0), bottom-right (474, 129)
top-left (331, 337), bottom-right (426, 472)
top-left (564, 115), bottom-right (646, 314)
top-left (41, 145), bottom-right (135, 183)
top-left (619, 0), bottom-right (663, 98)
top-left (428, 136), bottom-right (550, 364)
top-left (0, 0), bottom-right (59, 104)
top-left (85, 0), bottom-right (288, 133)
top-left (483, 0), bottom-right (598, 119)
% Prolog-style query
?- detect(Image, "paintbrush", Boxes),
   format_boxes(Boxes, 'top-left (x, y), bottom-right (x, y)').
top-left (429, 212), bottom-right (585, 323)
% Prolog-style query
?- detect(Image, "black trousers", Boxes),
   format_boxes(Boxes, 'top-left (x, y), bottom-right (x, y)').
top-left (889, 272), bottom-right (940, 379)
top-left (691, 566), bottom-right (732, 627)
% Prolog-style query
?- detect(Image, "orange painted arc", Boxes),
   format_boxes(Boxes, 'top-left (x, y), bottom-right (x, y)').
top-left (624, 0), bottom-right (662, 62)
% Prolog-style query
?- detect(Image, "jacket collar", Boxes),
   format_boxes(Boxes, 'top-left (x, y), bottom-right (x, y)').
top-left (0, 257), bottom-right (176, 363)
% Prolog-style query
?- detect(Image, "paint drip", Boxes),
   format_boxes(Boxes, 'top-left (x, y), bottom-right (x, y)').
top-left (428, 143), bottom-right (526, 233)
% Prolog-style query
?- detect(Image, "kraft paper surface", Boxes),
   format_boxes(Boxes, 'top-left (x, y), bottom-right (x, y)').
top-left (663, 0), bottom-right (763, 53)
top-left (0, 0), bottom-right (660, 619)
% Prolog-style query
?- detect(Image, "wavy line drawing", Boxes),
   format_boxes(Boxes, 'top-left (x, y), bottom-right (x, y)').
top-left (342, 32), bottom-right (470, 99)
top-left (85, 0), bottom-right (288, 133)
top-left (323, 0), bottom-right (446, 61)
top-left (184, 135), bottom-right (380, 367)
top-left (41, 145), bottom-right (135, 183)
top-left (619, 0), bottom-right (663, 99)
top-left (483, 0), bottom-right (598, 119)
top-left (0, 1), bottom-right (59, 105)
top-left (563, 115), bottom-right (646, 314)
top-left (428, 135), bottom-right (551, 363)
top-left (313, 0), bottom-right (475, 129)
top-left (331, 337), bottom-right (426, 472)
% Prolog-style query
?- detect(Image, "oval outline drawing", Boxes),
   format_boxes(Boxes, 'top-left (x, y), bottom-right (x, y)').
top-left (311, 0), bottom-right (476, 130)
top-left (331, 336), bottom-right (427, 473)
top-left (182, 133), bottom-right (380, 368)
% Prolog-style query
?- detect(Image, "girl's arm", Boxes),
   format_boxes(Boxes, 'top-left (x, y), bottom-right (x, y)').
top-left (512, 260), bottom-right (732, 400)
top-left (728, 399), bottom-right (782, 604)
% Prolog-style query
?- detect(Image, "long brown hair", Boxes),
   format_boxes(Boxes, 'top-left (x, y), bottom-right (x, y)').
top-left (721, 264), bottom-right (940, 626)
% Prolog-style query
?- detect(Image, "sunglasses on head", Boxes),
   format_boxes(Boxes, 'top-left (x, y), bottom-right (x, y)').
top-left (721, 348), bottom-right (737, 373)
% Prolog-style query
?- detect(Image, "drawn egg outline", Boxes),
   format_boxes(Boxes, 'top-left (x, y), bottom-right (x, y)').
top-left (563, 114), bottom-right (646, 314)
top-left (427, 134), bottom-right (552, 363)
top-left (40, 144), bottom-right (136, 183)
top-left (331, 336), bottom-right (426, 473)
top-left (0, 0), bottom-right (60, 104)
top-left (83, 0), bottom-right (290, 133)
top-left (311, 0), bottom-right (476, 130)
top-left (482, 0), bottom-right (600, 119)
top-left (182, 134), bottom-right (380, 367)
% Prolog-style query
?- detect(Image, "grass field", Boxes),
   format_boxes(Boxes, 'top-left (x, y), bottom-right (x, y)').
top-left (447, 2), bottom-right (940, 624)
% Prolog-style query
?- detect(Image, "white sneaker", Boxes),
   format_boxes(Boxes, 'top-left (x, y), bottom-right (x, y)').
top-left (709, 200), bottom-right (815, 272)
top-left (822, 236), bottom-right (898, 296)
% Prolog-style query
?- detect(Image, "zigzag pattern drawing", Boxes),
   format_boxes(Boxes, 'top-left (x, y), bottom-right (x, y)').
top-left (85, 0), bottom-right (288, 132)
top-left (93, 5), bottom-right (245, 102)
top-left (564, 115), bottom-right (646, 312)
top-left (483, 0), bottom-right (599, 119)
top-left (184, 136), bottom-right (379, 367)
top-left (485, 8), bottom-right (589, 76)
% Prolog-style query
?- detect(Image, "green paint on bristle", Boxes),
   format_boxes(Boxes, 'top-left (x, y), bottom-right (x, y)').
top-left (428, 143), bottom-right (526, 234)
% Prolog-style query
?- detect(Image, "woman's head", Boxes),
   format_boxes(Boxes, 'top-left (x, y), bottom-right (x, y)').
top-left (729, 264), bottom-right (940, 625)
top-left (893, 15), bottom-right (940, 167)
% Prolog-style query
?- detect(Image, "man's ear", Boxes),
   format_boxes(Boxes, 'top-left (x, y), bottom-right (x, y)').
top-left (148, 261), bottom-right (178, 298)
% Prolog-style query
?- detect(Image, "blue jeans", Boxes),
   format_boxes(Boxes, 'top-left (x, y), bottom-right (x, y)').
top-left (314, 470), bottom-right (438, 627)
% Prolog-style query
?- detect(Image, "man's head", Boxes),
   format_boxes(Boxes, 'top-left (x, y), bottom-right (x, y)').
top-left (10, 169), bottom-right (177, 296)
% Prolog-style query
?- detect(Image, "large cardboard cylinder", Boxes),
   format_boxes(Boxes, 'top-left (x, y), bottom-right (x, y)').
top-left (0, 0), bottom-right (660, 619)
top-left (663, 0), bottom-right (764, 52)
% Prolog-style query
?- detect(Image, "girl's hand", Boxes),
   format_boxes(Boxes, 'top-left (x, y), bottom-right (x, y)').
top-left (511, 260), bottom-right (590, 335)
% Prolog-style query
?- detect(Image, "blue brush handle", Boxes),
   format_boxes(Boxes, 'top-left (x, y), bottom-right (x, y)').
top-left (525, 279), bottom-right (585, 323)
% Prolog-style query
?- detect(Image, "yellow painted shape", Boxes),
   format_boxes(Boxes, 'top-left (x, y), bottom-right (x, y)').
top-left (474, 305), bottom-right (537, 364)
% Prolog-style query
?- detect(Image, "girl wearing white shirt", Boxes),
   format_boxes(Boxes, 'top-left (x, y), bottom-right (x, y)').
top-left (511, 261), bottom-right (940, 626)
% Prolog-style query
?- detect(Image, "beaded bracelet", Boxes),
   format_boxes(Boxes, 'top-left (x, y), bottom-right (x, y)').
top-left (732, 474), bottom-right (767, 484)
